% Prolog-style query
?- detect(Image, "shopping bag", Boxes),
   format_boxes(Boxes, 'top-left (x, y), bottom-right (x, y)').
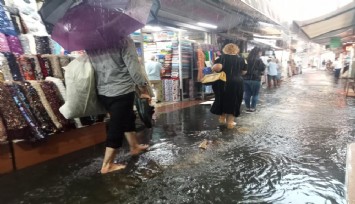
top-left (201, 71), bottom-right (227, 85)
top-left (135, 91), bottom-right (155, 128)
top-left (59, 54), bottom-right (106, 119)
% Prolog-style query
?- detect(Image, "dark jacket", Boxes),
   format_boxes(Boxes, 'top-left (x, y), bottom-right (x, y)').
top-left (243, 58), bottom-right (266, 81)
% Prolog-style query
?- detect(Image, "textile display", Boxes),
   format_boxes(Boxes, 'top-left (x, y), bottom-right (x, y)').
top-left (50, 38), bottom-right (62, 55)
top-left (0, 52), bottom-right (13, 80)
top-left (17, 81), bottom-right (57, 133)
top-left (42, 54), bottom-right (62, 79)
top-left (196, 48), bottom-right (205, 82)
top-left (37, 54), bottom-right (52, 77)
top-left (0, 116), bottom-right (7, 142)
top-left (18, 35), bottom-right (31, 54)
top-left (0, 33), bottom-right (10, 52)
top-left (162, 79), bottom-right (179, 102)
top-left (0, 82), bottom-right (28, 133)
top-left (0, 70), bottom-right (4, 81)
top-left (2, 52), bottom-right (22, 80)
top-left (0, 3), bottom-right (17, 36)
top-left (59, 55), bottom-right (106, 119)
top-left (34, 36), bottom-right (51, 54)
top-left (45, 77), bottom-right (66, 101)
top-left (24, 54), bottom-right (43, 80)
top-left (17, 55), bottom-right (35, 80)
top-left (7, 82), bottom-right (47, 141)
top-left (29, 80), bottom-right (62, 129)
top-left (40, 81), bottom-right (67, 128)
top-left (6, 34), bottom-right (23, 55)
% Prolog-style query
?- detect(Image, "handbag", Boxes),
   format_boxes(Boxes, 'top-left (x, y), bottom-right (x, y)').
top-left (201, 71), bottom-right (227, 85)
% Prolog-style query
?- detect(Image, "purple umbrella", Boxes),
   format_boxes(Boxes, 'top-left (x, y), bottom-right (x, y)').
top-left (51, 0), bottom-right (153, 51)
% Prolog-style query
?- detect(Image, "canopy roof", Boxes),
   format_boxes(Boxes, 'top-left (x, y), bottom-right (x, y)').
top-left (294, 1), bottom-right (355, 44)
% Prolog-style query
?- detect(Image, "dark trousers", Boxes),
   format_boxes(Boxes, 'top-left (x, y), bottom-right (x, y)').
top-left (98, 92), bottom-right (136, 149)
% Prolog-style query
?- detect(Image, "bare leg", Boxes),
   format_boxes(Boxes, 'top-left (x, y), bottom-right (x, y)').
top-left (219, 114), bottom-right (226, 124)
top-left (226, 114), bottom-right (236, 129)
top-left (125, 131), bottom-right (149, 155)
top-left (101, 147), bottom-right (126, 174)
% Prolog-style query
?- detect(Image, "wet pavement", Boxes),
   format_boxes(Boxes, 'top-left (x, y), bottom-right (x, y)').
top-left (1, 69), bottom-right (355, 204)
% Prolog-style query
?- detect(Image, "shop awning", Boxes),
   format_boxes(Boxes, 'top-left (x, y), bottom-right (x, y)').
top-left (294, 1), bottom-right (355, 45)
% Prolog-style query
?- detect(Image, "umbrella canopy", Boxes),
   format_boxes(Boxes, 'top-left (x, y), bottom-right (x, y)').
top-left (38, 0), bottom-right (80, 34)
top-left (50, 0), bottom-right (154, 51)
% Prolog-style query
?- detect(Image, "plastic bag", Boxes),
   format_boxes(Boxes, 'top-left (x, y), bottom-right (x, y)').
top-left (59, 54), bottom-right (106, 119)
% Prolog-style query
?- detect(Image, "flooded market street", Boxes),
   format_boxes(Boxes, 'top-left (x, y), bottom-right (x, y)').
top-left (0, 69), bottom-right (354, 203)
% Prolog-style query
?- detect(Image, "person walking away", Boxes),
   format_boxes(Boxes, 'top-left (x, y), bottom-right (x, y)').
top-left (243, 47), bottom-right (266, 113)
top-left (276, 58), bottom-right (282, 87)
top-left (334, 57), bottom-right (342, 82)
top-left (87, 37), bottom-right (150, 174)
top-left (267, 58), bottom-right (278, 88)
top-left (210, 43), bottom-right (247, 129)
top-left (145, 55), bottom-right (163, 103)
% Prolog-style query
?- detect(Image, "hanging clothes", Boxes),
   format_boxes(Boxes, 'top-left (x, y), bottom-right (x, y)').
top-left (196, 48), bottom-right (205, 82)
top-left (0, 33), bottom-right (10, 52)
top-left (24, 54), bottom-right (43, 80)
top-left (42, 54), bottom-right (63, 79)
top-left (34, 36), bottom-right (51, 54)
top-left (0, 3), bottom-right (18, 36)
top-left (18, 35), bottom-right (32, 54)
top-left (17, 55), bottom-right (36, 80)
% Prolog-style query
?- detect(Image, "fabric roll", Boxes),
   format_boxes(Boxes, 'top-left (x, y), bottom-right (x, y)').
top-left (17, 81), bottom-right (57, 133)
top-left (0, 33), bottom-right (10, 52)
top-left (0, 82), bottom-right (28, 135)
top-left (2, 52), bottom-right (23, 81)
top-left (37, 54), bottom-right (52, 77)
top-left (24, 54), bottom-right (42, 80)
top-left (34, 36), bottom-right (51, 54)
top-left (6, 35), bottom-right (24, 55)
top-left (58, 55), bottom-right (71, 68)
top-left (0, 70), bottom-right (4, 81)
top-left (8, 7), bottom-right (22, 34)
top-left (18, 35), bottom-right (31, 54)
top-left (6, 82), bottom-right (47, 141)
top-left (45, 77), bottom-right (66, 101)
top-left (0, 52), bottom-right (13, 81)
top-left (0, 116), bottom-right (7, 142)
top-left (42, 54), bottom-right (63, 79)
top-left (29, 80), bottom-right (62, 129)
top-left (17, 55), bottom-right (35, 80)
top-left (25, 34), bottom-right (36, 54)
top-left (40, 81), bottom-right (67, 128)
top-left (50, 38), bottom-right (62, 55)
top-left (0, 3), bottom-right (17, 36)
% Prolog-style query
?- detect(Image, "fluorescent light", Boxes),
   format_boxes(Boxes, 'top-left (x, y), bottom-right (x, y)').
top-left (197, 22), bottom-right (217, 29)
top-left (144, 25), bottom-right (162, 31)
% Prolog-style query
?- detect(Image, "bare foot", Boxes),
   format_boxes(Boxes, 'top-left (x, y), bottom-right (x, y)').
top-left (227, 122), bottom-right (237, 129)
top-left (219, 116), bottom-right (226, 124)
top-left (101, 163), bottom-right (126, 174)
top-left (130, 144), bottom-right (149, 156)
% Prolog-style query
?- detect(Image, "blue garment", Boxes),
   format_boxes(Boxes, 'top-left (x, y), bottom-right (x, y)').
top-left (244, 80), bottom-right (261, 109)
top-left (0, 3), bottom-right (17, 36)
top-left (145, 60), bottom-right (162, 81)
top-left (268, 62), bottom-right (278, 76)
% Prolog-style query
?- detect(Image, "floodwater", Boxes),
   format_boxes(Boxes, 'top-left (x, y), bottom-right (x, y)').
top-left (0, 69), bottom-right (354, 204)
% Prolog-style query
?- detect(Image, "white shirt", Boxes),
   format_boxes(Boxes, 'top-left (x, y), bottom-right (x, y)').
top-left (145, 61), bottom-right (162, 81)
top-left (334, 60), bottom-right (342, 70)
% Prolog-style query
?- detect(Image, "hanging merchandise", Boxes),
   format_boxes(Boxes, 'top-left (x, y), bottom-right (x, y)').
top-left (0, 53), bottom-right (13, 80)
top-left (37, 54), bottom-right (53, 78)
top-left (6, 34), bottom-right (24, 55)
top-left (180, 40), bottom-right (193, 79)
top-left (34, 36), bottom-right (51, 54)
top-left (29, 80), bottom-right (62, 130)
top-left (0, 33), bottom-right (10, 52)
top-left (23, 54), bottom-right (43, 80)
top-left (17, 81), bottom-right (57, 133)
top-left (40, 81), bottom-right (68, 129)
top-left (18, 35), bottom-right (31, 54)
top-left (2, 52), bottom-right (22, 80)
top-left (41, 54), bottom-right (63, 79)
top-left (45, 77), bottom-right (66, 101)
top-left (0, 3), bottom-right (18, 36)
top-left (0, 116), bottom-right (7, 142)
top-left (17, 55), bottom-right (35, 80)
top-left (7, 82), bottom-right (47, 141)
top-left (0, 82), bottom-right (29, 140)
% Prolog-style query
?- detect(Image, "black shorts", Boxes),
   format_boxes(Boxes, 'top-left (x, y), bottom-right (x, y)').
top-left (98, 92), bottom-right (136, 149)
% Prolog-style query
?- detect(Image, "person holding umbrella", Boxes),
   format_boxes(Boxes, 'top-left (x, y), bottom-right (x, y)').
top-left (87, 37), bottom-right (151, 174)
